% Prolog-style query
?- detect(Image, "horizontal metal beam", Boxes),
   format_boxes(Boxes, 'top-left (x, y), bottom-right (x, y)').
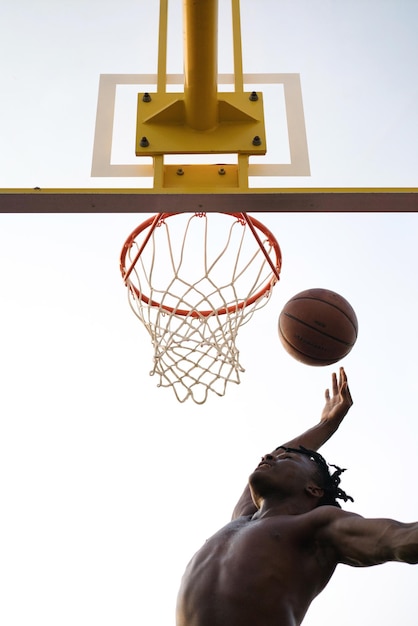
top-left (0, 189), bottom-right (417, 213)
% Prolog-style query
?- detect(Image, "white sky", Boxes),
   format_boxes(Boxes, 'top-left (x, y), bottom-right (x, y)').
top-left (1, 1), bottom-right (418, 625)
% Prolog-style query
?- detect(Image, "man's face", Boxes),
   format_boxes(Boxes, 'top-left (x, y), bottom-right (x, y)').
top-left (249, 449), bottom-right (322, 503)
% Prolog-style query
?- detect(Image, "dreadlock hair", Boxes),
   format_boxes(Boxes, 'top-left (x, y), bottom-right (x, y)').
top-left (275, 445), bottom-right (354, 508)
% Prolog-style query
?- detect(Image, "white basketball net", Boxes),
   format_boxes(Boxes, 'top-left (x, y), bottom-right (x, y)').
top-left (121, 212), bottom-right (281, 404)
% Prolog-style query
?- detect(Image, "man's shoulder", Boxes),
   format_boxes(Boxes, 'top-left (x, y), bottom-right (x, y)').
top-left (290, 507), bottom-right (360, 558)
top-left (304, 505), bottom-right (361, 534)
top-left (308, 505), bottom-right (355, 521)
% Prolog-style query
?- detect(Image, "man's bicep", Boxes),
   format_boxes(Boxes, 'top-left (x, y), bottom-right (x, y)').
top-left (324, 511), bottom-right (400, 567)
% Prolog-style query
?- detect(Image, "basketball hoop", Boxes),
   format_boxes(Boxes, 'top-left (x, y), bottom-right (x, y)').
top-left (120, 212), bottom-right (282, 403)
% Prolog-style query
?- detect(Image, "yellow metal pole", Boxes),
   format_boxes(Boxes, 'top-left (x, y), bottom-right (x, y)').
top-left (157, 0), bottom-right (169, 93)
top-left (231, 0), bottom-right (243, 92)
top-left (155, 0), bottom-right (169, 182)
top-left (232, 0), bottom-right (248, 189)
top-left (183, 0), bottom-right (218, 130)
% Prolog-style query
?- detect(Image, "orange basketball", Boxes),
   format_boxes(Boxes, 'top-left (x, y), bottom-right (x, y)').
top-left (278, 288), bottom-right (358, 366)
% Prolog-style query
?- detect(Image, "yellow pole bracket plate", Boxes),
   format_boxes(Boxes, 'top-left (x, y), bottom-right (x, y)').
top-left (135, 91), bottom-right (266, 156)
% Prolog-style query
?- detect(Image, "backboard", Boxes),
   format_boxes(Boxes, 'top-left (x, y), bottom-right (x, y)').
top-left (1, 0), bottom-right (417, 211)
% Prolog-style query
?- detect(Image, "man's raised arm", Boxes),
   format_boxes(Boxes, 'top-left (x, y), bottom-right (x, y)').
top-left (231, 367), bottom-right (353, 519)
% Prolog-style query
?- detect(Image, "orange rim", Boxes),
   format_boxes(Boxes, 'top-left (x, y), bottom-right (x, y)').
top-left (120, 212), bottom-right (282, 317)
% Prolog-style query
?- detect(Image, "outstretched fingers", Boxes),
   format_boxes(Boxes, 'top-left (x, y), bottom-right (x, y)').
top-left (338, 366), bottom-right (348, 385)
top-left (325, 371), bottom-right (338, 401)
top-left (321, 367), bottom-right (353, 423)
top-left (332, 371), bottom-right (338, 396)
top-left (343, 381), bottom-right (353, 406)
top-left (339, 367), bottom-right (353, 406)
top-left (325, 367), bottom-right (352, 403)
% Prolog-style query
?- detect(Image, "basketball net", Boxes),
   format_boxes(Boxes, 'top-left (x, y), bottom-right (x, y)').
top-left (120, 212), bottom-right (282, 404)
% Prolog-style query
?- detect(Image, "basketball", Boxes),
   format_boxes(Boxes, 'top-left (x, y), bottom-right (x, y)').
top-left (278, 288), bottom-right (358, 366)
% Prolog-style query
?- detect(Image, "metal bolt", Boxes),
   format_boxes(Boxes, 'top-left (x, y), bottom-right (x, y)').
top-left (142, 92), bottom-right (152, 102)
top-left (139, 136), bottom-right (149, 147)
top-left (252, 135), bottom-right (262, 146)
top-left (249, 91), bottom-right (259, 101)
top-left (176, 168), bottom-right (184, 176)
top-left (218, 168), bottom-right (226, 175)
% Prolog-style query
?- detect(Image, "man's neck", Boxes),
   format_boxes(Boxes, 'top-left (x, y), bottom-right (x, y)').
top-left (252, 496), bottom-right (315, 520)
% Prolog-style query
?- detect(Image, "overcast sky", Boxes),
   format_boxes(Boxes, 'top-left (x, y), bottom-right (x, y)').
top-left (1, 2), bottom-right (418, 625)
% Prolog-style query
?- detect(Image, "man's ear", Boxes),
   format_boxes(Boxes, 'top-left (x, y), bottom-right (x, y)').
top-left (305, 482), bottom-right (324, 500)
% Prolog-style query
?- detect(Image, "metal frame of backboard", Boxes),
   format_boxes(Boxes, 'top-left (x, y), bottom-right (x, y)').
top-left (0, 188), bottom-right (417, 213)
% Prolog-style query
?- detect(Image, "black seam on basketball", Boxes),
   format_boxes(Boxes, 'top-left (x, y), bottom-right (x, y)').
top-left (282, 335), bottom-right (340, 365)
top-left (286, 298), bottom-right (358, 337)
top-left (280, 313), bottom-right (355, 347)
top-left (278, 331), bottom-right (341, 363)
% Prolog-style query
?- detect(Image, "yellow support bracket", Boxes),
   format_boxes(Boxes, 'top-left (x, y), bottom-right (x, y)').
top-left (135, 90), bottom-right (266, 156)
top-left (163, 164), bottom-right (240, 189)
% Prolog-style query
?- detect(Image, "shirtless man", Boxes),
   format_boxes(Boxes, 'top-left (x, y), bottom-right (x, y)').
top-left (176, 368), bottom-right (418, 626)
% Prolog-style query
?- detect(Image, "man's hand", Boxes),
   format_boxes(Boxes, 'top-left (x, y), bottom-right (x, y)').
top-left (321, 367), bottom-right (353, 424)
